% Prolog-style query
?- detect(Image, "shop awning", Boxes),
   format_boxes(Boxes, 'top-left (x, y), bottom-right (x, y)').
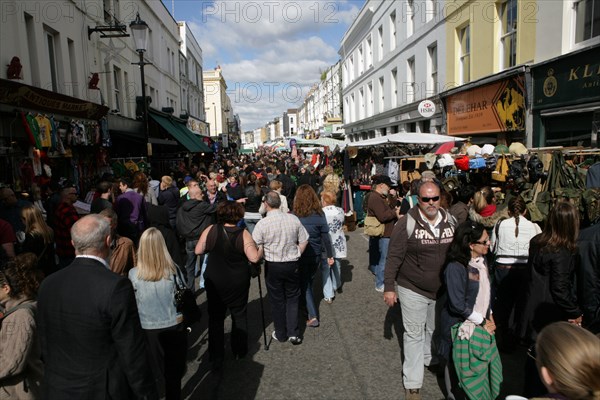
top-left (346, 132), bottom-right (464, 148)
top-left (150, 113), bottom-right (212, 153)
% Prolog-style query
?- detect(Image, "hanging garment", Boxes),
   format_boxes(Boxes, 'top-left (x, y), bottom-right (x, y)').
top-left (25, 114), bottom-right (42, 149)
top-left (35, 115), bottom-right (53, 147)
top-left (388, 160), bottom-right (399, 185)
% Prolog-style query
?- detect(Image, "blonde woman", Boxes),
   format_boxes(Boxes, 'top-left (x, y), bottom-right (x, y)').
top-left (128, 228), bottom-right (187, 399)
top-left (20, 205), bottom-right (56, 276)
top-left (534, 322), bottom-right (600, 400)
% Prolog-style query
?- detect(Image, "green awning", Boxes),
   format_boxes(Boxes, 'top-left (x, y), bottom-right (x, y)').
top-left (150, 113), bottom-right (212, 153)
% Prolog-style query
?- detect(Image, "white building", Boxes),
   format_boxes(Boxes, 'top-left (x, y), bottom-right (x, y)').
top-left (203, 66), bottom-right (238, 141)
top-left (179, 21), bottom-right (208, 136)
top-left (298, 61), bottom-right (343, 138)
top-left (340, 0), bottom-right (445, 143)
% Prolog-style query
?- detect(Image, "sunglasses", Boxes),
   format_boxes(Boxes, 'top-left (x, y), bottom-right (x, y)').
top-left (473, 239), bottom-right (491, 246)
top-left (419, 196), bottom-right (440, 203)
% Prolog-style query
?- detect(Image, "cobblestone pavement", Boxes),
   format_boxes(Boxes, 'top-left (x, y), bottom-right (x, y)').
top-left (180, 228), bottom-right (527, 400)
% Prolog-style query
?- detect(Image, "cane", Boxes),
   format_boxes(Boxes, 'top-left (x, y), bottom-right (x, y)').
top-left (256, 269), bottom-right (269, 351)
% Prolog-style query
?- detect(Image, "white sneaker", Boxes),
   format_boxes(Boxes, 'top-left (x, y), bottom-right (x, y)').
top-left (375, 286), bottom-right (384, 293)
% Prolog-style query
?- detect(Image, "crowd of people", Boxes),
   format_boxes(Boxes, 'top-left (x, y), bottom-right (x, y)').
top-left (0, 148), bottom-right (599, 400)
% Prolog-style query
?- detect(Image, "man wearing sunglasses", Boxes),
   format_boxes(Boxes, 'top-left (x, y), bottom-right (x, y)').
top-left (384, 180), bottom-right (456, 400)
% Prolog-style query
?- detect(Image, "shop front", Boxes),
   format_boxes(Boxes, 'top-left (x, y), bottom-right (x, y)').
top-left (531, 44), bottom-right (600, 148)
top-left (0, 78), bottom-right (110, 192)
top-left (442, 67), bottom-right (526, 145)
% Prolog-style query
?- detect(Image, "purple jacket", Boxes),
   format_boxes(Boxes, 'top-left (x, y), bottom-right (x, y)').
top-left (116, 189), bottom-right (147, 232)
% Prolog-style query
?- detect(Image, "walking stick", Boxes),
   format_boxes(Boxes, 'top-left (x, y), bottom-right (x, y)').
top-left (256, 270), bottom-right (269, 351)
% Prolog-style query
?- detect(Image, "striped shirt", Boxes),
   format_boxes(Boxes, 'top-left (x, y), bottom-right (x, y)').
top-left (252, 210), bottom-right (309, 262)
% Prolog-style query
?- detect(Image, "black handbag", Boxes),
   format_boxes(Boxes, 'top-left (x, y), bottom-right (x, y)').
top-left (173, 265), bottom-right (202, 325)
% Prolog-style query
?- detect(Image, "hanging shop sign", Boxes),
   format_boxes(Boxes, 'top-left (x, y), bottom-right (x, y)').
top-left (418, 100), bottom-right (436, 118)
top-left (0, 79), bottom-right (108, 120)
top-left (186, 115), bottom-right (210, 137)
top-left (446, 75), bottom-right (525, 136)
top-left (532, 45), bottom-right (600, 110)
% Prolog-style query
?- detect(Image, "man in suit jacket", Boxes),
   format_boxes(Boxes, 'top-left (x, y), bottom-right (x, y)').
top-left (37, 214), bottom-right (157, 399)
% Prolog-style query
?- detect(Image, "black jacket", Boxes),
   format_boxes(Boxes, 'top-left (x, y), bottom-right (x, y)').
top-left (147, 204), bottom-right (183, 266)
top-left (519, 236), bottom-right (582, 342)
top-left (578, 223), bottom-right (600, 333)
top-left (158, 186), bottom-right (180, 225)
top-left (277, 173), bottom-right (296, 204)
top-left (37, 257), bottom-right (157, 399)
top-left (176, 199), bottom-right (216, 240)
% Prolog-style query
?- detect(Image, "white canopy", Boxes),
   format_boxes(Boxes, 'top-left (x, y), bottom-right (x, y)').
top-left (346, 132), bottom-right (465, 147)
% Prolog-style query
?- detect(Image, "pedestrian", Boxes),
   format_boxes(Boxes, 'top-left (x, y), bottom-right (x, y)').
top-left (20, 205), bottom-right (56, 276)
top-left (176, 179), bottom-right (216, 291)
top-left (384, 180), bottom-right (456, 400)
top-left (99, 208), bottom-right (136, 276)
top-left (158, 175), bottom-right (180, 229)
top-left (439, 221), bottom-right (501, 400)
top-left (531, 322), bottom-right (600, 400)
top-left (320, 190), bottom-right (346, 303)
top-left (129, 228), bottom-right (188, 399)
top-left (0, 253), bottom-right (44, 399)
top-left (489, 195), bottom-right (541, 351)
top-left (133, 171), bottom-right (158, 206)
top-left (252, 191), bottom-right (308, 345)
top-left (367, 175), bottom-right (399, 292)
top-left (519, 201), bottom-right (582, 397)
top-left (243, 173), bottom-right (263, 233)
top-left (53, 186), bottom-right (79, 268)
top-left (293, 184), bottom-right (334, 328)
top-left (577, 218), bottom-right (600, 334)
top-left (259, 180), bottom-right (288, 214)
top-left (37, 214), bottom-right (157, 399)
top-left (115, 177), bottom-right (147, 245)
top-left (195, 201), bottom-right (261, 370)
top-left (90, 181), bottom-right (114, 214)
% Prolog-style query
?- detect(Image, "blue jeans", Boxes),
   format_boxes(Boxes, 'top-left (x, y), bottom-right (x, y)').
top-left (375, 238), bottom-right (390, 289)
top-left (321, 258), bottom-right (342, 298)
top-left (199, 253), bottom-right (208, 289)
top-left (368, 236), bottom-right (380, 274)
top-left (299, 256), bottom-right (319, 320)
top-left (397, 285), bottom-right (436, 389)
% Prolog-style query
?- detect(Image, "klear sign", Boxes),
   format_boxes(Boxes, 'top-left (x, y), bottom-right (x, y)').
top-left (418, 100), bottom-right (436, 118)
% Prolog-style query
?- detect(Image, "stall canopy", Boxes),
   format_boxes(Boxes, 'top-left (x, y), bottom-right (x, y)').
top-left (150, 112), bottom-right (212, 153)
top-left (297, 137), bottom-right (347, 150)
top-left (346, 132), bottom-right (465, 147)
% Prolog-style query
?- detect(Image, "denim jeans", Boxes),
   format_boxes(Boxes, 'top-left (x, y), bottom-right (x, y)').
top-left (199, 254), bottom-right (208, 289)
top-left (397, 285), bottom-right (436, 390)
top-left (375, 238), bottom-right (390, 289)
top-left (368, 236), bottom-right (380, 274)
top-left (299, 256), bottom-right (319, 320)
top-left (321, 258), bottom-right (342, 299)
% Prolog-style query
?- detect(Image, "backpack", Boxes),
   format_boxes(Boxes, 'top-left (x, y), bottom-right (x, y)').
top-left (583, 188), bottom-right (600, 223)
top-left (492, 154), bottom-right (509, 182)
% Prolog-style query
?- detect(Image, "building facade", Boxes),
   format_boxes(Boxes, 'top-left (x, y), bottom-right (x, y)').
top-left (340, 0), bottom-right (446, 143)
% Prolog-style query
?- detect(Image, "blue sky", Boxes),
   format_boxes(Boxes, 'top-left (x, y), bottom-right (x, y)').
top-left (161, 0), bottom-right (365, 130)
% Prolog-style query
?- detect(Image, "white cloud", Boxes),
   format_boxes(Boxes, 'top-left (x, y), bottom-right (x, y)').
top-left (186, 0), bottom-right (361, 130)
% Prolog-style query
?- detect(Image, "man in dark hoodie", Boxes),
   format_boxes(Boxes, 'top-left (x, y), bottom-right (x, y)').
top-left (383, 180), bottom-right (456, 400)
top-left (176, 179), bottom-right (216, 291)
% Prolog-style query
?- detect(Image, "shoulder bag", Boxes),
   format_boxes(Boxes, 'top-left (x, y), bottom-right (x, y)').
top-left (364, 214), bottom-right (385, 237)
top-left (173, 265), bottom-right (202, 325)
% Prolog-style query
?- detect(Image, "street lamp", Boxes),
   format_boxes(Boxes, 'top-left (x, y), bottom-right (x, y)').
top-left (130, 13), bottom-right (151, 156)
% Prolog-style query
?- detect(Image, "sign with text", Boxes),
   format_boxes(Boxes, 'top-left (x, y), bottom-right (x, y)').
top-left (418, 100), bottom-right (436, 118)
top-left (446, 75), bottom-right (525, 136)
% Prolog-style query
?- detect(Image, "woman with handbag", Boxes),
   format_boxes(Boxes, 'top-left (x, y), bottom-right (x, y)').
top-left (20, 205), bottom-right (56, 276)
top-left (439, 221), bottom-right (500, 400)
top-left (195, 201), bottom-right (261, 371)
top-left (128, 228), bottom-right (187, 399)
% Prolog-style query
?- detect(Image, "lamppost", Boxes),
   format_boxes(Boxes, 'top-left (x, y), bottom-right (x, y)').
top-left (130, 13), bottom-right (151, 156)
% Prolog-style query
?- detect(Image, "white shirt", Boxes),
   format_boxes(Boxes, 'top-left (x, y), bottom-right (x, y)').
top-left (490, 216), bottom-right (541, 264)
top-left (418, 208), bottom-right (442, 238)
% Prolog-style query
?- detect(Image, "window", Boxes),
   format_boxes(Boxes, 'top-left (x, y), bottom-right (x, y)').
top-left (378, 25), bottom-right (384, 61)
top-left (500, 0), bottom-right (518, 69)
top-left (350, 93), bottom-right (355, 123)
top-left (123, 71), bottom-right (131, 116)
top-left (68, 39), bottom-right (78, 97)
top-left (366, 35), bottom-right (373, 68)
top-left (349, 55), bottom-right (354, 81)
top-left (113, 66), bottom-right (121, 112)
top-left (45, 31), bottom-right (58, 92)
top-left (407, 58), bottom-right (415, 103)
top-left (103, 0), bottom-right (111, 23)
top-left (378, 76), bottom-right (385, 112)
top-left (459, 25), bottom-right (471, 84)
top-left (391, 68), bottom-right (398, 108)
top-left (390, 11), bottom-right (397, 50)
top-left (113, 0), bottom-right (120, 21)
top-left (428, 43), bottom-right (438, 95)
top-left (407, 0), bottom-right (415, 37)
top-left (426, 0), bottom-right (436, 22)
top-left (358, 45), bottom-right (364, 75)
top-left (291, 117), bottom-right (294, 124)
top-left (575, 0), bottom-right (600, 43)
top-left (367, 82), bottom-right (373, 117)
top-left (359, 88), bottom-right (365, 119)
